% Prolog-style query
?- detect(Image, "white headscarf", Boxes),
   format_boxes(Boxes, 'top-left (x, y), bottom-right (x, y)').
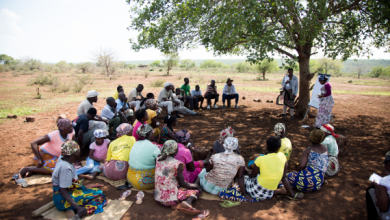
top-left (223, 137), bottom-right (238, 154)
top-left (164, 82), bottom-right (173, 88)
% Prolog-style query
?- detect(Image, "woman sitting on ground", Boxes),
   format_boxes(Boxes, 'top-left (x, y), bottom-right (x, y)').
top-left (127, 124), bottom-right (160, 190)
top-left (198, 137), bottom-right (245, 195)
top-left (288, 129), bottom-right (329, 192)
top-left (174, 130), bottom-right (211, 183)
top-left (248, 123), bottom-right (292, 169)
top-left (19, 119), bottom-right (75, 178)
top-left (133, 99), bottom-right (161, 143)
top-left (154, 140), bottom-right (210, 218)
top-left (52, 140), bottom-right (107, 218)
top-left (320, 124), bottom-right (340, 176)
top-left (212, 126), bottom-right (240, 154)
top-left (161, 115), bottom-right (180, 143)
top-left (132, 109), bottom-right (149, 141)
top-left (220, 136), bottom-right (303, 202)
top-left (104, 123), bottom-right (135, 181)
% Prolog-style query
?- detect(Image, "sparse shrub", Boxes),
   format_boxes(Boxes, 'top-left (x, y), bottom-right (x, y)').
top-left (177, 75), bottom-right (182, 80)
top-left (215, 77), bottom-right (225, 83)
top-left (150, 79), bottom-right (165, 87)
top-left (12, 72), bottom-right (20, 77)
top-left (58, 82), bottom-right (71, 93)
top-left (1, 74), bottom-right (5, 78)
top-left (159, 69), bottom-right (163, 72)
top-left (27, 74), bottom-right (58, 86)
top-left (149, 68), bottom-right (154, 71)
top-left (49, 77), bottom-right (60, 92)
top-left (144, 72), bottom-right (149, 78)
top-left (72, 80), bottom-right (84, 93)
top-left (77, 74), bottom-right (94, 85)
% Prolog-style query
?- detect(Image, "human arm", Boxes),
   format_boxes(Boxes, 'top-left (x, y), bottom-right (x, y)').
top-left (30, 135), bottom-right (51, 167)
top-left (223, 84), bottom-right (229, 95)
top-left (322, 83), bottom-right (332, 97)
top-left (177, 164), bottom-right (202, 194)
top-left (282, 76), bottom-right (287, 87)
top-left (296, 148), bottom-right (310, 171)
top-left (205, 162), bottom-right (213, 172)
top-left (374, 181), bottom-right (390, 212)
top-left (248, 163), bottom-right (259, 178)
top-left (293, 77), bottom-right (298, 96)
top-left (60, 188), bottom-right (87, 217)
top-left (77, 130), bottom-right (84, 148)
top-left (236, 166), bottom-right (253, 201)
top-left (282, 162), bottom-right (303, 199)
top-left (88, 149), bottom-right (105, 163)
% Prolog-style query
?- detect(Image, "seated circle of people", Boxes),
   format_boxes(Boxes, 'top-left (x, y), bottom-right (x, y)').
top-left (73, 108), bottom-right (99, 151)
top-left (173, 87), bottom-right (200, 116)
top-left (191, 85), bottom-right (205, 109)
top-left (157, 82), bottom-right (182, 118)
top-left (127, 84), bottom-right (145, 111)
top-left (134, 99), bottom-right (161, 143)
top-left (77, 90), bottom-right (109, 132)
top-left (160, 115), bottom-right (184, 144)
top-left (181, 77), bottom-right (199, 110)
top-left (222, 78), bottom-right (239, 109)
top-left (205, 79), bottom-right (219, 109)
top-left (101, 97), bottom-right (127, 139)
top-left (116, 92), bottom-right (135, 124)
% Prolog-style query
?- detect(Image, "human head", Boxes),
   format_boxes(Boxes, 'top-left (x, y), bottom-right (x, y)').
top-left (226, 78), bottom-right (233, 86)
top-left (175, 88), bottom-right (182, 95)
top-left (136, 124), bottom-right (154, 141)
top-left (135, 109), bottom-right (149, 122)
top-left (218, 126), bottom-right (235, 144)
top-left (383, 151), bottom-right (390, 173)
top-left (266, 136), bottom-right (281, 153)
top-left (61, 140), bottom-right (80, 161)
top-left (309, 129), bottom-right (326, 144)
top-left (57, 119), bottom-right (73, 134)
top-left (118, 92), bottom-right (127, 102)
top-left (320, 124), bottom-right (339, 138)
top-left (274, 123), bottom-right (286, 138)
top-left (145, 99), bottom-right (158, 111)
top-left (175, 129), bottom-right (191, 144)
top-left (116, 123), bottom-right (133, 138)
top-left (164, 115), bottom-right (177, 126)
top-left (94, 129), bottom-right (108, 145)
top-left (184, 78), bottom-right (189, 84)
top-left (146, 93), bottom-right (154, 99)
top-left (137, 84), bottom-right (144, 92)
top-left (158, 140), bottom-right (178, 161)
top-left (288, 68), bottom-right (293, 77)
top-left (223, 137), bottom-right (238, 154)
top-left (164, 82), bottom-right (173, 91)
top-left (106, 97), bottom-right (116, 108)
top-left (319, 75), bottom-right (328, 85)
top-left (86, 108), bottom-right (97, 120)
top-left (210, 80), bottom-right (215, 87)
top-left (117, 85), bottom-right (124, 93)
top-left (195, 85), bottom-right (200, 91)
top-left (86, 90), bottom-right (99, 103)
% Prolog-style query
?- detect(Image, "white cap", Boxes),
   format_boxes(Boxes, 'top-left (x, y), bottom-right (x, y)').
top-left (156, 122), bottom-right (160, 126)
top-left (86, 90), bottom-right (100, 98)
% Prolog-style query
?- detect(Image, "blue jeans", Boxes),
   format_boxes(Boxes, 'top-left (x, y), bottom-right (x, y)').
top-left (76, 157), bottom-right (101, 175)
top-left (222, 93), bottom-right (239, 105)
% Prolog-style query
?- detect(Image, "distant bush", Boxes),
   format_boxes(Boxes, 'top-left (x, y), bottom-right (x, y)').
top-left (78, 62), bottom-right (93, 73)
top-left (159, 69), bottom-right (163, 72)
top-left (72, 80), bottom-right (84, 93)
top-left (49, 77), bottom-right (61, 92)
top-left (27, 74), bottom-right (58, 86)
top-left (58, 82), bottom-right (71, 93)
top-left (150, 79), bottom-right (165, 87)
top-left (369, 66), bottom-right (390, 78)
top-left (12, 72), bottom-right (20, 77)
top-left (76, 74), bottom-right (94, 85)
top-left (144, 72), bottom-right (150, 78)
top-left (200, 60), bottom-right (229, 69)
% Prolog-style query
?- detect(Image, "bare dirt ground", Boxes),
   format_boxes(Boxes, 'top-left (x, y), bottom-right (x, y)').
top-left (0, 71), bottom-right (390, 219)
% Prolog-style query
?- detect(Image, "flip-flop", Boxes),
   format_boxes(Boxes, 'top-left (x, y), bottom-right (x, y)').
top-left (219, 200), bottom-right (241, 208)
top-left (118, 190), bottom-right (131, 201)
top-left (135, 191), bottom-right (145, 204)
top-left (11, 173), bottom-right (19, 180)
top-left (286, 192), bottom-right (303, 200)
top-left (193, 210), bottom-right (210, 219)
top-left (15, 178), bottom-right (28, 188)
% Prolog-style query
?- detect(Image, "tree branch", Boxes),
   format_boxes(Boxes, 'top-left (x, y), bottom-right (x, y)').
top-left (274, 47), bottom-right (297, 59)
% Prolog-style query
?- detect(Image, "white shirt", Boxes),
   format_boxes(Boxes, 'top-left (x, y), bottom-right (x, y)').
top-left (222, 84), bottom-right (237, 95)
top-left (191, 89), bottom-right (202, 96)
top-left (77, 99), bottom-right (93, 116)
top-left (157, 88), bottom-right (173, 102)
top-left (127, 88), bottom-right (142, 101)
top-left (282, 75), bottom-right (298, 95)
top-left (101, 104), bottom-right (115, 120)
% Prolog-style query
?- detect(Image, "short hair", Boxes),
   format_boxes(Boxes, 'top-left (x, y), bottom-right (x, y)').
top-left (137, 84), bottom-right (144, 89)
top-left (164, 115), bottom-right (177, 124)
top-left (87, 108), bottom-right (97, 116)
top-left (184, 77), bottom-right (189, 81)
top-left (176, 87), bottom-right (181, 91)
top-left (195, 85), bottom-right (200, 88)
top-left (288, 68), bottom-right (293, 71)
top-left (146, 93), bottom-right (154, 99)
top-left (106, 97), bottom-right (115, 103)
top-left (266, 136), bottom-right (281, 152)
top-left (135, 109), bottom-right (147, 121)
top-left (117, 85), bottom-right (123, 92)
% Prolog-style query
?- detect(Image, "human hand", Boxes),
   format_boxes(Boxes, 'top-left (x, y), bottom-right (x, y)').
top-left (286, 80), bottom-right (290, 84)
top-left (196, 185), bottom-right (203, 196)
top-left (76, 206), bottom-right (87, 217)
top-left (37, 159), bottom-right (44, 168)
top-left (371, 181), bottom-right (378, 188)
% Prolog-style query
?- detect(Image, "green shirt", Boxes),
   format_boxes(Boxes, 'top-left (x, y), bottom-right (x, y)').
top-left (181, 84), bottom-right (190, 95)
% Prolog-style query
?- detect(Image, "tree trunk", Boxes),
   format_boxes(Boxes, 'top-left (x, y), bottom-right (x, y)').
top-left (263, 72), bottom-right (265, 80)
top-left (358, 73), bottom-right (360, 79)
top-left (296, 49), bottom-right (313, 117)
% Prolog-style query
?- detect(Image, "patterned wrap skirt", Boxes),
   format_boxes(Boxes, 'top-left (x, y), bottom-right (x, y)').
top-left (155, 187), bottom-right (200, 207)
top-left (33, 149), bottom-right (58, 172)
top-left (288, 165), bottom-right (325, 192)
top-left (103, 160), bottom-right (129, 181)
top-left (127, 166), bottom-right (155, 190)
top-left (198, 168), bottom-right (225, 195)
top-left (52, 179), bottom-right (107, 215)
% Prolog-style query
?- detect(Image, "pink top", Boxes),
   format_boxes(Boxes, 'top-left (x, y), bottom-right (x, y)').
top-left (41, 130), bottom-right (75, 157)
top-left (323, 83), bottom-right (332, 97)
top-left (132, 121), bottom-right (145, 141)
top-left (174, 143), bottom-right (193, 182)
top-left (89, 139), bottom-right (110, 160)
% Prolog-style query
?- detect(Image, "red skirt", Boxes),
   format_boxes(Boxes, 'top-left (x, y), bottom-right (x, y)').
top-left (103, 160), bottom-right (129, 181)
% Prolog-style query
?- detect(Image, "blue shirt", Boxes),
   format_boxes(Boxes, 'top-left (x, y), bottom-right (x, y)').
top-left (115, 99), bottom-right (130, 111)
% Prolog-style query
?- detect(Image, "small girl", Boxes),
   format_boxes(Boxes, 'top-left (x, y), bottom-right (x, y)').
top-left (76, 129), bottom-right (110, 179)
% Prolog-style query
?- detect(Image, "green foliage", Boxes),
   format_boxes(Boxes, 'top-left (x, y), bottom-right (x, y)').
top-left (369, 66), bottom-right (390, 78)
top-left (55, 60), bottom-right (70, 72)
top-left (180, 59), bottom-right (196, 70)
top-left (0, 54), bottom-right (16, 65)
top-left (58, 82), bottom-right (71, 93)
top-left (256, 60), bottom-right (279, 79)
top-left (78, 62), bottom-right (93, 73)
top-left (150, 79), bottom-right (165, 87)
top-left (76, 74), bottom-right (94, 85)
top-left (235, 62), bottom-right (252, 73)
top-left (150, 60), bottom-right (161, 67)
top-left (162, 53), bottom-right (179, 75)
top-left (126, 64), bottom-right (136, 69)
top-left (200, 60), bottom-right (227, 68)
top-left (27, 74), bottom-right (58, 86)
top-left (72, 81), bottom-right (84, 93)
top-left (316, 59), bottom-right (343, 75)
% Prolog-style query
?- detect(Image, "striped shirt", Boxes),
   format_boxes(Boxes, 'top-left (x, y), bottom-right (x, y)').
top-left (206, 84), bottom-right (217, 94)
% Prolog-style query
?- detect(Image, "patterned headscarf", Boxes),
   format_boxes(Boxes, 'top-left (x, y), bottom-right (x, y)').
top-left (116, 123), bottom-right (133, 138)
top-left (57, 119), bottom-right (72, 130)
top-left (136, 124), bottom-right (153, 138)
top-left (309, 129), bottom-right (326, 144)
top-left (175, 129), bottom-right (191, 144)
top-left (158, 140), bottom-right (178, 161)
top-left (274, 123), bottom-right (286, 138)
top-left (320, 124), bottom-right (339, 138)
top-left (218, 126), bottom-right (235, 144)
top-left (94, 129), bottom-right (108, 138)
top-left (145, 99), bottom-right (158, 109)
top-left (223, 137), bottom-right (238, 154)
top-left (61, 140), bottom-right (80, 156)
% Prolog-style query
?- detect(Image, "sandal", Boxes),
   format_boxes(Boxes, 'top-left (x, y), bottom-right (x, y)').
top-left (16, 178), bottom-right (28, 188)
top-left (11, 173), bottom-right (19, 180)
top-left (219, 200), bottom-right (241, 208)
top-left (118, 190), bottom-right (132, 201)
top-left (176, 205), bottom-right (200, 215)
top-left (135, 191), bottom-right (145, 204)
top-left (193, 210), bottom-right (210, 219)
top-left (286, 192), bottom-right (303, 200)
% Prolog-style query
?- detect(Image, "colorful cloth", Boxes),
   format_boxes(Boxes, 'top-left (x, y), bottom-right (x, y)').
top-left (245, 176), bottom-right (275, 199)
top-left (326, 156), bottom-right (340, 176)
top-left (321, 124), bottom-right (339, 138)
top-left (93, 129), bottom-right (108, 138)
top-left (276, 89), bottom-right (295, 108)
top-left (321, 135), bottom-right (339, 157)
top-left (218, 126), bottom-right (235, 145)
top-left (199, 168), bottom-right (225, 195)
top-left (53, 179), bottom-right (107, 215)
top-left (174, 143), bottom-right (203, 183)
top-left (223, 137), bottom-right (238, 153)
top-left (145, 99), bottom-right (158, 109)
top-left (61, 140), bottom-right (79, 156)
top-left (175, 129), bottom-right (191, 143)
top-left (156, 187), bottom-right (200, 207)
top-left (132, 109), bottom-right (157, 129)
top-left (219, 184), bottom-right (271, 202)
top-left (116, 123), bottom-right (133, 138)
top-left (288, 165), bottom-right (325, 192)
top-left (314, 84), bottom-right (334, 128)
top-left (132, 121), bottom-right (144, 141)
top-left (279, 138), bottom-right (292, 160)
top-left (306, 150), bottom-right (329, 173)
top-left (159, 140), bottom-right (178, 160)
top-left (136, 124), bottom-right (153, 138)
top-left (274, 123), bottom-right (285, 137)
top-left (57, 119), bottom-right (72, 130)
top-left (33, 148), bottom-right (58, 172)
top-left (41, 130), bottom-right (75, 157)
top-left (127, 166), bottom-right (155, 190)
top-left (161, 124), bottom-right (175, 143)
top-left (103, 160), bottom-right (129, 180)
top-left (206, 84), bottom-right (217, 94)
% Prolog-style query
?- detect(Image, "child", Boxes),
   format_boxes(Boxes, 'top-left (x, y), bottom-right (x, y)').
top-left (76, 129), bottom-right (110, 179)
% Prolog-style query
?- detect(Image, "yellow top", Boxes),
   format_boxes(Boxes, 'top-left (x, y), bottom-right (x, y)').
top-left (255, 152), bottom-right (286, 190)
top-left (133, 109), bottom-right (157, 126)
top-left (112, 92), bottom-right (119, 100)
top-left (106, 135), bottom-right (135, 161)
top-left (279, 137), bottom-right (292, 160)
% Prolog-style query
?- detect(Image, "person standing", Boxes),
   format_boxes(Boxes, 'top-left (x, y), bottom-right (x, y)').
top-left (127, 84), bottom-right (145, 110)
top-left (280, 68), bottom-right (298, 119)
top-left (314, 75), bottom-right (334, 128)
top-left (191, 85), bottom-right (204, 109)
top-left (181, 78), bottom-right (198, 110)
top-left (205, 80), bottom-right (219, 109)
top-left (222, 78), bottom-right (239, 109)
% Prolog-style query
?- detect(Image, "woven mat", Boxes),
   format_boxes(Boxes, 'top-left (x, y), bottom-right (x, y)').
top-left (40, 199), bottom-right (132, 220)
top-left (137, 187), bottom-right (220, 201)
top-left (96, 176), bottom-right (127, 188)
top-left (24, 174), bottom-right (52, 185)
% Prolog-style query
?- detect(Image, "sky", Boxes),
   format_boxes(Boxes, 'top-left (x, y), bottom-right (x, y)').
top-left (0, 0), bottom-right (389, 63)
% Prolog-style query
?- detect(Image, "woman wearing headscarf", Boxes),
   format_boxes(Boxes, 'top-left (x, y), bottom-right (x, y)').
top-left (212, 126), bottom-right (240, 154)
top-left (104, 123), bottom-right (135, 180)
top-left (52, 140), bottom-right (107, 219)
top-left (154, 140), bottom-right (210, 218)
top-left (288, 129), bottom-right (329, 192)
top-left (19, 119), bottom-right (75, 178)
top-left (133, 99), bottom-right (161, 143)
top-left (314, 75), bottom-right (334, 128)
top-left (132, 109), bottom-right (149, 141)
top-left (320, 124), bottom-right (340, 176)
top-left (198, 137), bottom-right (245, 195)
top-left (220, 136), bottom-right (303, 202)
top-left (127, 124), bottom-right (160, 190)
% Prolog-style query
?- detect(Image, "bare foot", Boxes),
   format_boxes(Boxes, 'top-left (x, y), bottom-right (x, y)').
top-left (78, 174), bottom-right (94, 180)
top-left (19, 167), bottom-right (30, 178)
top-left (65, 210), bottom-right (75, 218)
top-left (324, 180), bottom-right (329, 185)
top-left (274, 186), bottom-right (287, 195)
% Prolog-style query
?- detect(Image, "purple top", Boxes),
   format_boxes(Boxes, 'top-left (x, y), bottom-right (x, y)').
top-left (323, 83), bottom-right (332, 97)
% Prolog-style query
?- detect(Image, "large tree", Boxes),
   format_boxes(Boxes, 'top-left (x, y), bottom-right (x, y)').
top-left (127, 0), bottom-right (389, 116)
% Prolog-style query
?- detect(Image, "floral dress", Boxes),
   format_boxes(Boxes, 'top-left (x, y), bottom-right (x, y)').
top-left (154, 156), bottom-right (199, 206)
top-left (314, 84), bottom-right (334, 128)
